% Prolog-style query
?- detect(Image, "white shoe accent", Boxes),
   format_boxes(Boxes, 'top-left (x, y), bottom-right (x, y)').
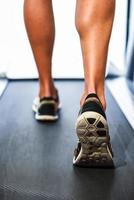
top-left (35, 113), bottom-right (58, 121)
top-left (32, 97), bottom-right (40, 112)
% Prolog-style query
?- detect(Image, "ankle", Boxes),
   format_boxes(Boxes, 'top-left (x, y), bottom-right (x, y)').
top-left (80, 92), bottom-right (106, 111)
top-left (97, 93), bottom-right (106, 110)
top-left (39, 82), bottom-right (58, 99)
top-left (80, 87), bottom-right (106, 111)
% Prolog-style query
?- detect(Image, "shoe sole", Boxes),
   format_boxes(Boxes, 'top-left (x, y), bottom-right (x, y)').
top-left (35, 113), bottom-right (58, 121)
top-left (73, 111), bottom-right (114, 168)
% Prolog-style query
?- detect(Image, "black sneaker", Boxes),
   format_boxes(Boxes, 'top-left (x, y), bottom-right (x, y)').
top-left (73, 93), bottom-right (114, 168)
top-left (32, 95), bottom-right (61, 121)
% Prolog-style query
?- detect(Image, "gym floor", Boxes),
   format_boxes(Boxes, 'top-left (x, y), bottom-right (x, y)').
top-left (0, 80), bottom-right (134, 200)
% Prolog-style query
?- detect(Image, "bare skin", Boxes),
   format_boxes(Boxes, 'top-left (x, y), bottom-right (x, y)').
top-left (24, 0), bottom-right (57, 98)
top-left (24, 0), bottom-right (115, 110)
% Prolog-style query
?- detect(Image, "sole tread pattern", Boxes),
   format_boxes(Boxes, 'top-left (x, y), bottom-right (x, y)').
top-left (73, 111), bottom-right (114, 168)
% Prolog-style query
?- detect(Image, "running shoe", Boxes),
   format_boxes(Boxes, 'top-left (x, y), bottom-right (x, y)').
top-left (73, 93), bottom-right (114, 168)
top-left (32, 95), bottom-right (61, 121)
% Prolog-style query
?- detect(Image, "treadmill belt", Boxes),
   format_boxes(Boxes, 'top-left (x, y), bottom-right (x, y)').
top-left (0, 80), bottom-right (134, 200)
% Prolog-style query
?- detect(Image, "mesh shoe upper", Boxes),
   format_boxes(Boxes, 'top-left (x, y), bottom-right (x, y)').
top-left (33, 94), bottom-right (61, 121)
top-left (80, 93), bottom-right (106, 119)
top-left (37, 96), bottom-right (59, 116)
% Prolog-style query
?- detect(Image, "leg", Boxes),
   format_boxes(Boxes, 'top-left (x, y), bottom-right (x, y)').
top-left (75, 0), bottom-right (115, 110)
top-left (73, 0), bottom-right (115, 167)
top-left (24, 0), bottom-right (57, 98)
